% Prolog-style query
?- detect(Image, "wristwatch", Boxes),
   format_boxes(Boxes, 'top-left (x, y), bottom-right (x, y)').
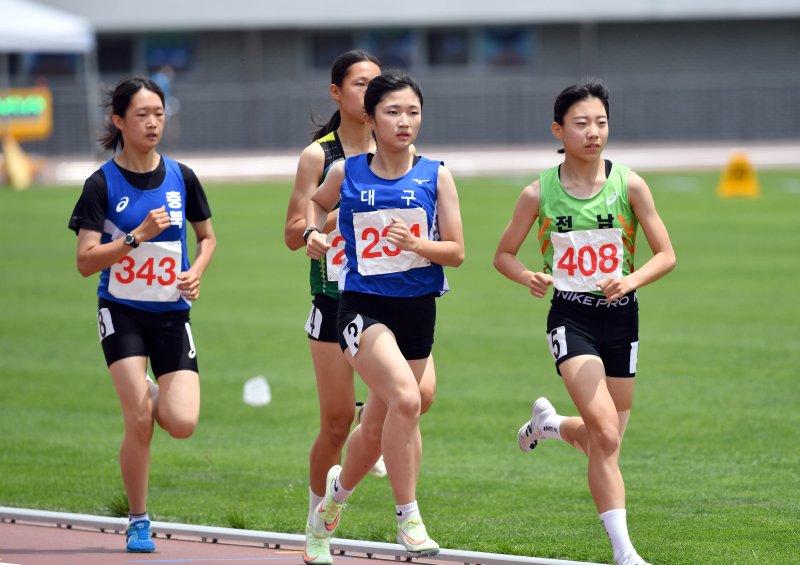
top-left (124, 233), bottom-right (139, 248)
top-left (302, 226), bottom-right (320, 243)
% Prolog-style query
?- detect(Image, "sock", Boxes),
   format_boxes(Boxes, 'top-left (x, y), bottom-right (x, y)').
top-left (308, 488), bottom-right (324, 527)
top-left (542, 414), bottom-right (566, 440)
top-left (395, 500), bottom-right (420, 524)
top-left (128, 511), bottom-right (149, 526)
top-left (599, 508), bottom-right (635, 562)
top-left (331, 476), bottom-right (354, 504)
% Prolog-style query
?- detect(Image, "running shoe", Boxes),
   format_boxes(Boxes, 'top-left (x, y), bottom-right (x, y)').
top-left (355, 402), bottom-right (387, 478)
top-left (146, 372), bottom-right (159, 416)
top-left (369, 455), bottom-right (387, 478)
top-left (517, 397), bottom-right (557, 452)
top-left (310, 465), bottom-right (345, 539)
top-left (303, 525), bottom-right (332, 564)
top-left (126, 519), bottom-right (155, 553)
top-left (397, 515), bottom-right (439, 557)
top-left (618, 553), bottom-right (652, 565)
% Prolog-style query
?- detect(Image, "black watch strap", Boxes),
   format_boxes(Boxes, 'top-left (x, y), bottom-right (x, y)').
top-left (303, 227), bottom-right (320, 242)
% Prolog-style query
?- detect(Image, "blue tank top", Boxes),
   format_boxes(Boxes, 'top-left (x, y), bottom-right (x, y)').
top-left (338, 154), bottom-right (448, 297)
top-left (97, 157), bottom-right (192, 312)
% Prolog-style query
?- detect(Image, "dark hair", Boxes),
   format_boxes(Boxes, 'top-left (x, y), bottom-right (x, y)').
top-left (99, 76), bottom-right (165, 152)
top-left (552, 79), bottom-right (609, 153)
top-left (363, 70), bottom-right (423, 117)
top-left (311, 49), bottom-right (381, 141)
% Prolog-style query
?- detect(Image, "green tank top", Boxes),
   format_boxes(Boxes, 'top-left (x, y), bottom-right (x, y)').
top-left (309, 131), bottom-right (345, 298)
top-left (537, 161), bottom-right (638, 295)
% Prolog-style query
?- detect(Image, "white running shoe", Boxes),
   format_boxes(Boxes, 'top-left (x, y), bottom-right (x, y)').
top-left (369, 455), bottom-right (387, 478)
top-left (146, 372), bottom-right (159, 417)
top-left (618, 553), bottom-right (652, 565)
top-left (517, 397), bottom-right (557, 452)
top-left (356, 402), bottom-right (387, 478)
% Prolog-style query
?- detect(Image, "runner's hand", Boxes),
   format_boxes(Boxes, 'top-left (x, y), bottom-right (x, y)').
top-left (597, 277), bottom-right (632, 301)
top-left (528, 272), bottom-right (553, 298)
top-left (305, 231), bottom-right (330, 260)
top-left (136, 206), bottom-right (171, 241)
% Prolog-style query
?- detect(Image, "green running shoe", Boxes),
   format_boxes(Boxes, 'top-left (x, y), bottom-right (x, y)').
top-left (310, 465), bottom-right (345, 539)
top-left (303, 525), bottom-right (332, 564)
top-left (397, 515), bottom-right (439, 557)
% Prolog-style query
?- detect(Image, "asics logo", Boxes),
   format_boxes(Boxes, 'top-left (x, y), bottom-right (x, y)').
top-left (116, 196), bottom-right (129, 212)
top-left (606, 192), bottom-right (619, 206)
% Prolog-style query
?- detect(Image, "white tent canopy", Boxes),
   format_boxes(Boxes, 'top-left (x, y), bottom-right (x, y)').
top-left (0, 0), bottom-right (94, 53)
top-left (0, 0), bottom-right (99, 154)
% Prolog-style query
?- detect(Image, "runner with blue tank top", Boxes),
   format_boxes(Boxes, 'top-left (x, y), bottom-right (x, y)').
top-left (284, 50), bottom-right (389, 565)
top-left (69, 76), bottom-right (216, 555)
top-left (304, 71), bottom-right (464, 561)
top-left (494, 79), bottom-right (675, 565)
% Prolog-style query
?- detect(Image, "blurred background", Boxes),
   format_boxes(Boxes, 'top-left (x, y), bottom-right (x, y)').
top-left (2, 0), bottom-right (799, 160)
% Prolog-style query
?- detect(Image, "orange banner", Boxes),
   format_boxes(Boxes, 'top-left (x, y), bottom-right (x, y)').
top-left (0, 87), bottom-right (53, 142)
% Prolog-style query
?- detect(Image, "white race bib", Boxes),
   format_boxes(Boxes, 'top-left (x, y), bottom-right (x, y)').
top-left (109, 240), bottom-right (182, 302)
top-left (325, 229), bottom-right (345, 282)
top-left (551, 228), bottom-right (623, 292)
top-left (352, 208), bottom-right (430, 276)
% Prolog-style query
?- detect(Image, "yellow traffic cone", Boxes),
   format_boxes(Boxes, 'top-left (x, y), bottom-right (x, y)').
top-left (717, 152), bottom-right (760, 198)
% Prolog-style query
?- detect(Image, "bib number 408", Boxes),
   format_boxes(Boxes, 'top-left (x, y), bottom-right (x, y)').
top-left (556, 243), bottom-right (619, 277)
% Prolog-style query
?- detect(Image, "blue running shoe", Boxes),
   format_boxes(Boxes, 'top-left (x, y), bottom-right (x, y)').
top-left (126, 519), bottom-right (155, 553)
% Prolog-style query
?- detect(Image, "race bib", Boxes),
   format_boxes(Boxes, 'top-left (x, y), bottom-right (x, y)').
top-left (551, 228), bottom-right (623, 292)
top-left (352, 208), bottom-right (430, 276)
top-left (325, 229), bottom-right (345, 282)
top-left (109, 240), bottom-right (182, 302)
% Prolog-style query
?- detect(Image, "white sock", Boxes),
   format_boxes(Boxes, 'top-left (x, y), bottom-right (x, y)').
top-left (128, 511), bottom-right (149, 526)
top-left (395, 500), bottom-right (419, 524)
top-left (542, 414), bottom-right (566, 440)
top-left (599, 508), bottom-right (636, 562)
top-left (308, 488), bottom-right (324, 526)
top-left (331, 476), bottom-right (354, 504)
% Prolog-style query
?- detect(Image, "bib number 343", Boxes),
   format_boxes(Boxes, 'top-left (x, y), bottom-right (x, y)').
top-left (550, 228), bottom-right (623, 292)
top-left (109, 240), bottom-right (182, 302)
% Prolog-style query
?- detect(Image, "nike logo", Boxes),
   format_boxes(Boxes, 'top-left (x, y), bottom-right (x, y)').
top-left (401, 530), bottom-right (425, 546)
top-left (606, 192), bottom-right (619, 205)
top-left (316, 504), bottom-right (340, 531)
top-left (396, 510), bottom-right (403, 516)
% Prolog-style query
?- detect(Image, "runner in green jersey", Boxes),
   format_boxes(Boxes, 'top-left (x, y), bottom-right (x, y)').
top-left (494, 79), bottom-right (675, 565)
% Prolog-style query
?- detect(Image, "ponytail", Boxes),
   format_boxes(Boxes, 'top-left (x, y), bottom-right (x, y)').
top-left (311, 110), bottom-right (341, 141)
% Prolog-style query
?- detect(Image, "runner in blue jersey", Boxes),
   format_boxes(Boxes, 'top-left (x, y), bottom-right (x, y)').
top-left (304, 70), bottom-right (464, 561)
top-left (494, 80), bottom-right (675, 565)
top-left (68, 76), bottom-right (216, 554)
top-left (283, 50), bottom-right (413, 565)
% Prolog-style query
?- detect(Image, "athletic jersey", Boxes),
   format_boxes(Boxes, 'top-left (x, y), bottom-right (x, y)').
top-left (337, 153), bottom-right (448, 298)
top-left (309, 130), bottom-right (345, 299)
top-left (537, 160), bottom-right (637, 296)
top-left (96, 157), bottom-right (193, 312)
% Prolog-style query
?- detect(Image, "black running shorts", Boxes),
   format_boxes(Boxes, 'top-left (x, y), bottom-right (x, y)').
top-left (546, 290), bottom-right (639, 378)
top-left (337, 291), bottom-right (436, 361)
top-left (97, 298), bottom-right (199, 378)
top-left (305, 293), bottom-right (340, 343)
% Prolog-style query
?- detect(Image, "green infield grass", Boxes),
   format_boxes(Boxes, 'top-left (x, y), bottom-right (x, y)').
top-left (0, 169), bottom-right (798, 564)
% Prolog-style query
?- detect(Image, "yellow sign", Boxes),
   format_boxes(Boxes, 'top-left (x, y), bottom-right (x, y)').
top-left (0, 87), bottom-right (53, 142)
top-left (718, 152), bottom-right (760, 198)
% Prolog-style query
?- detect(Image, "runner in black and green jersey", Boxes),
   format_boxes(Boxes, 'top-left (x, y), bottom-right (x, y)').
top-left (284, 50), bottom-right (435, 565)
top-left (494, 79), bottom-right (675, 565)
